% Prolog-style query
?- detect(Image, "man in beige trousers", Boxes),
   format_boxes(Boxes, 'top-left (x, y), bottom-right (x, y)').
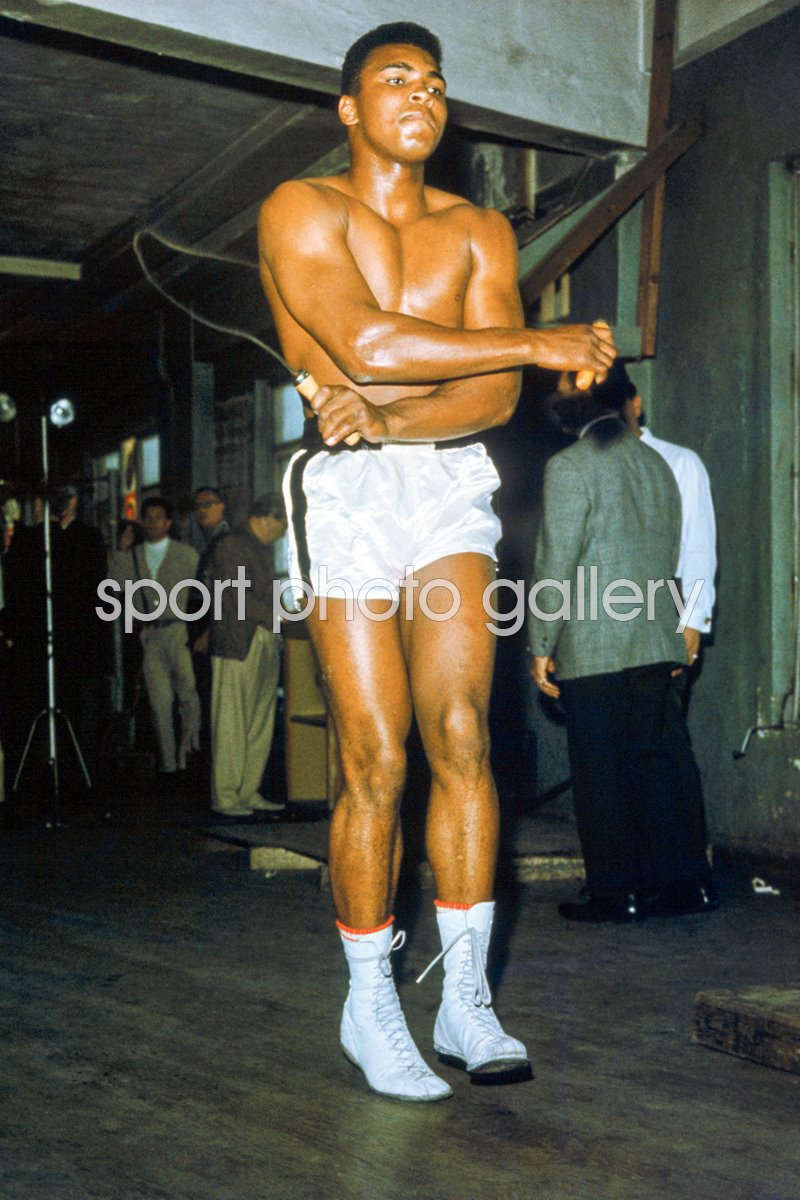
top-left (207, 493), bottom-right (287, 819)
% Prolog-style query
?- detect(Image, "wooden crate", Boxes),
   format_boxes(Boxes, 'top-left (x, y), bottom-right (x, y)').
top-left (281, 620), bottom-right (340, 808)
top-left (692, 986), bottom-right (800, 1074)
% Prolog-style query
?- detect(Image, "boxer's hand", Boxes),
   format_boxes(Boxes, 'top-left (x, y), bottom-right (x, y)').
top-left (576, 321), bottom-right (615, 389)
top-left (309, 385), bottom-right (390, 446)
top-left (534, 320), bottom-right (616, 384)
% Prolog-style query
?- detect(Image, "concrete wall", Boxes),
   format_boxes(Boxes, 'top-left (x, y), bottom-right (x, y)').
top-left (12, 0), bottom-right (796, 145)
top-left (6, 0), bottom-right (648, 147)
top-left (672, 0), bottom-right (800, 64)
top-left (653, 6), bottom-right (800, 854)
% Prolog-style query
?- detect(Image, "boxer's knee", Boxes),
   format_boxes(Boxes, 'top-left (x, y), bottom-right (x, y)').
top-left (339, 735), bottom-right (407, 806)
top-left (428, 699), bottom-right (490, 780)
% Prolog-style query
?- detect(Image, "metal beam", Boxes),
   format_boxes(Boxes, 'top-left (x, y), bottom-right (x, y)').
top-left (0, 255), bottom-right (81, 281)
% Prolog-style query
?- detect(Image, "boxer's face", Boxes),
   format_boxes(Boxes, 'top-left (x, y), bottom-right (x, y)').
top-left (340, 43), bottom-right (447, 164)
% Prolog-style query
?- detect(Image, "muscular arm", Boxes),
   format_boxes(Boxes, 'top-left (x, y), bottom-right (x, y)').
top-left (306, 207), bottom-right (525, 442)
top-left (379, 205), bottom-right (523, 439)
top-left (258, 181), bottom-right (614, 392)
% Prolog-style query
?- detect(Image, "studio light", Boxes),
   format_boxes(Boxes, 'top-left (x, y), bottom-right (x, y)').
top-left (13, 395), bottom-right (91, 811)
top-left (0, 392), bottom-right (16, 422)
top-left (49, 398), bottom-right (75, 428)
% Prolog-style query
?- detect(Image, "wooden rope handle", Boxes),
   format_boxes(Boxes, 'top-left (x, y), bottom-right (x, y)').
top-left (295, 372), bottom-right (361, 446)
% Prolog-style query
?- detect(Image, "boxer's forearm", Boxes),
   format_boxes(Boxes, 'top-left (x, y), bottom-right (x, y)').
top-left (379, 372), bottom-right (520, 441)
top-left (334, 317), bottom-right (613, 386)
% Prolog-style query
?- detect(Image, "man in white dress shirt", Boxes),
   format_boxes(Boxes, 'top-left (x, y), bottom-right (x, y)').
top-left (621, 368), bottom-right (717, 670)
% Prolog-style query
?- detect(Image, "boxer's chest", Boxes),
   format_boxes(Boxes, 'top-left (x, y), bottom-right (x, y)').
top-left (347, 207), bottom-right (471, 325)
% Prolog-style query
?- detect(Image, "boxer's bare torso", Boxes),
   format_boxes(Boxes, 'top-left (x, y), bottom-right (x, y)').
top-left (260, 175), bottom-right (508, 412)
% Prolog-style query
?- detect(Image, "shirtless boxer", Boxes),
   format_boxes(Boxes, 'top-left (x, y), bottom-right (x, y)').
top-left (258, 22), bottom-right (616, 1102)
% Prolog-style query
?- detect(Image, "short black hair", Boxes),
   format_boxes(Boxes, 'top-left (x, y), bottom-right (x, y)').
top-left (590, 360), bottom-right (637, 413)
top-left (549, 360), bottom-right (635, 441)
top-left (141, 496), bottom-right (172, 520)
top-left (341, 22), bottom-right (442, 96)
top-left (250, 492), bottom-right (286, 522)
top-left (193, 485), bottom-right (226, 505)
top-left (49, 483), bottom-right (78, 518)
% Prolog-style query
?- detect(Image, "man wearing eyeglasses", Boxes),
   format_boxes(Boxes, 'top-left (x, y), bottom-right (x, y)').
top-left (193, 487), bottom-right (229, 585)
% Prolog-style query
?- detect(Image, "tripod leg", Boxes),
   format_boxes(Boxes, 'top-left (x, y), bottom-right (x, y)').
top-left (13, 709), bottom-right (47, 792)
top-left (48, 707), bottom-right (60, 799)
top-left (58, 709), bottom-right (93, 790)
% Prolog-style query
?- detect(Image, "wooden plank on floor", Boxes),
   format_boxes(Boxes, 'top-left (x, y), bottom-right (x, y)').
top-left (249, 845), bottom-right (325, 872)
top-left (514, 854), bottom-right (585, 882)
top-left (693, 986), bottom-right (800, 1075)
top-left (190, 824), bottom-right (582, 883)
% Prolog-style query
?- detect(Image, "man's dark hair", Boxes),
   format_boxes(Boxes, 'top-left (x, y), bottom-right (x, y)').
top-left (49, 483), bottom-right (78, 520)
top-left (193, 485), bottom-right (226, 505)
top-left (250, 492), bottom-right (287, 522)
top-left (550, 360), bottom-right (637, 442)
top-left (590, 359), bottom-right (637, 414)
top-left (341, 23), bottom-right (442, 96)
top-left (141, 495), bottom-right (172, 520)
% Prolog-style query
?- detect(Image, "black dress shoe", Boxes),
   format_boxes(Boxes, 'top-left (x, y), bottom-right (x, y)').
top-left (644, 879), bottom-right (719, 917)
top-left (557, 892), bottom-right (644, 923)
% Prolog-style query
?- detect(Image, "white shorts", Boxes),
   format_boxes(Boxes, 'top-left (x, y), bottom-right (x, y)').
top-left (283, 441), bottom-right (501, 602)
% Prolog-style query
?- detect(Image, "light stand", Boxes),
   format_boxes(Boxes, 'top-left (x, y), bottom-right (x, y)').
top-left (13, 403), bottom-right (91, 814)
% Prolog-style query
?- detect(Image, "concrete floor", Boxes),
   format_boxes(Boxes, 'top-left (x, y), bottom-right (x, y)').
top-left (1, 788), bottom-right (799, 1200)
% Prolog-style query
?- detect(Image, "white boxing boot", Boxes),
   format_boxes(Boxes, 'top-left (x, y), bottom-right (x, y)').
top-left (418, 901), bottom-right (531, 1080)
top-left (338, 920), bottom-right (453, 1102)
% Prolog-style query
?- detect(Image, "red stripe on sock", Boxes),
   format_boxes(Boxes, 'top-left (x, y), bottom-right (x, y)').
top-left (434, 900), bottom-right (473, 911)
top-left (336, 915), bottom-right (394, 939)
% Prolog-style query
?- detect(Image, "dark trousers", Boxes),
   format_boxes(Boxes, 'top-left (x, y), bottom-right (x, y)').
top-left (559, 663), bottom-right (709, 899)
top-left (192, 649), bottom-right (212, 759)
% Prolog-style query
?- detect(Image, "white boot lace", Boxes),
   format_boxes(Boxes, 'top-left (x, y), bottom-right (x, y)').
top-left (369, 932), bottom-right (432, 1077)
top-left (416, 926), bottom-right (492, 1006)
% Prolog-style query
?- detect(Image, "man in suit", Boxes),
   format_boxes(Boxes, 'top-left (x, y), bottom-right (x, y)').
top-left (528, 363), bottom-right (717, 922)
top-left (110, 496), bottom-right (201, 788)
top-left (207, 493), bottom-right (287, 820)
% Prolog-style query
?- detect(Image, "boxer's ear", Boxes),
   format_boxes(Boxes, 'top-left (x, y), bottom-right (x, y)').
top-left (338, 95), bottom-right (359, 127)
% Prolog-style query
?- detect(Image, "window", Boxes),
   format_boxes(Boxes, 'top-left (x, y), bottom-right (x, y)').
top-left (94, 449), bottom-right (120, 482)
top-left (273, 381), bottom-right (305, 446)
top-left (140, 434), bottom-right (160, 488)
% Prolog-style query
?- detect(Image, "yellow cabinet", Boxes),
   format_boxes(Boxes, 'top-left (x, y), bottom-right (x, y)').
top-left (281, 621), bottom-right (339, 808)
